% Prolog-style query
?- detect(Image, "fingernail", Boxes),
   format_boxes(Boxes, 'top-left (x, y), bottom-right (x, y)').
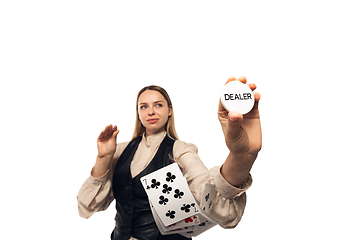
top-left (225, 76), bottom-right (236, 85)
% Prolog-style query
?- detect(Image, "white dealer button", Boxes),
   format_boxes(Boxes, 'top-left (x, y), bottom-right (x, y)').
top-left (220, 80), bottom-right (255, 114)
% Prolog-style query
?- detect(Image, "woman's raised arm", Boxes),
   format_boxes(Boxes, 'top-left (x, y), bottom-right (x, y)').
top-left (218, 76), bottom-right (262, 187)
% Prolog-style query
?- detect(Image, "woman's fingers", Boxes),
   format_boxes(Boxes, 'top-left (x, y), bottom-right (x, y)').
top-left (225, 76), bottom-right (247, 84)
top-left (98, 124), bottom-right (117, 141)
top-left (225, 76), bottom-right (236, 84)
top-left (237, 76), bottom-right (247, 84)
top-left (253, 92), bottom-right (261, 102)
top-left (225, 76), bottom-right (256, 91)
top-left (248, 83), bottom-right (257, 91)
top-left (106, 124), bottom-right (112, 136)
top-left (112, 125), bottom-right (119, 138)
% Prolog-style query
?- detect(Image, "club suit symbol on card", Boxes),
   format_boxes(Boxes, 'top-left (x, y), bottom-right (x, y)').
top-left (151, 179), bottom-right (161, 189)
top-left (162, 184), bottom-right (172, 194)
top-left (166, 210), bottom-right (176, 219)
top-left (166, 172), bottom-right (176, 182)
top-left (205, 193), bottom-right (210, 202)
top-left (203, 193), bottom-right (213, 211)
top-left (159, 196), bottom-right (169, 205)
top-left (181, 204), bottom-right (191, 213)
top-left (174, 189), bottom-right (184, 199)
top-left (200, 183), bottom-right (216, 214)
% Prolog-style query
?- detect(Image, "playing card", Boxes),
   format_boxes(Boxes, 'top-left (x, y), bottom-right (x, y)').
top-left (140, 163), bottom-right (200, 226)
top-left (165, 215), bottom-right (201, 231)
top-left (200, 183), bottom-right (216, 214)
top-left (180, 214), bottom-right (220, 238)
top-left (179, 184), bottom-right (223, 238)
top-left (149, 200), bottom-right (198, 235)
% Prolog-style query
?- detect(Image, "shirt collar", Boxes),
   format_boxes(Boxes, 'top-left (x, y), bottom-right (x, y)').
top-left (142, 131), bottom-right (167, 148)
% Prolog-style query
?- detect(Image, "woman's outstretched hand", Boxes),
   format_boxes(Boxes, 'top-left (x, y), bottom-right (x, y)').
top-left (97, 124), bottom-right (120, 158)
top-left (218, 76), bottom-right (262, 187)
top-left (92, 124), bottom-right (120, 178)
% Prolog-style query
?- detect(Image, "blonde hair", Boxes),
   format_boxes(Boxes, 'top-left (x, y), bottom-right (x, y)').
top-left (132, 85), bottom-right (179, 140)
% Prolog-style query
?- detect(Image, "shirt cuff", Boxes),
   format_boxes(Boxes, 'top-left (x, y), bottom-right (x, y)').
top-left (213, 166), bottom-right (252, 199)
top-left (88, 168), bottom-right (110, 189)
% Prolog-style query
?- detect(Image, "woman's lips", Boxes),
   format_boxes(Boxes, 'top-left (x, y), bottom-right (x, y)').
top-left (147, 119), bottom-right (159, 124)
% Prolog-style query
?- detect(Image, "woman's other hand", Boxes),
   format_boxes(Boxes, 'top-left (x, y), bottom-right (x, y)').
top-left (92, 124), bottom-right (120, 178)
top-left (97, 124), bottom-right (120, 158)
top-left (218, 76), bottom-right (262, 187)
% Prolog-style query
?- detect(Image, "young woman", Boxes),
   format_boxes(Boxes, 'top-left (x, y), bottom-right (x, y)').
top-left (77, 76), bottom-right (262, 240)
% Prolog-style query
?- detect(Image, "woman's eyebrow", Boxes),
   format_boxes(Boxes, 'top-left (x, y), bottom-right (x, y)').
top-left (139, 100), bottom-right (164, 105)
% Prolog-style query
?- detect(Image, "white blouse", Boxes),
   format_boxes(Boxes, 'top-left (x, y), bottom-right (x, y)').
top-left (77, 131), bottom-right (252, 239)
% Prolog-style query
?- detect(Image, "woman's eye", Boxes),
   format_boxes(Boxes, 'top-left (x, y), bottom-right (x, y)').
top-left (156, 104), bottom-right (162, 107)
top-left (140, 105), bottom-right (147, 110)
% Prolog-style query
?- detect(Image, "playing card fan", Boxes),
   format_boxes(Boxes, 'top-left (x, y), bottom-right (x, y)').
top-left (77, 76), bottom-right (262, 240)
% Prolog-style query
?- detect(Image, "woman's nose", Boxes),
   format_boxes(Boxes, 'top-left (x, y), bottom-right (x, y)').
top-left (148, 107), bottom-right (155, 116)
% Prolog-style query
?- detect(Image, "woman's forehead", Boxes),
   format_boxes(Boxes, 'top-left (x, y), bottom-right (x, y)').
top-left (138, 90), bottom-right (166, 104)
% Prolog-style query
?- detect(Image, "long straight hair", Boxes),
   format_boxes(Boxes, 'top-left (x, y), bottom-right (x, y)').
top-left (132, 85), bottom-right (179, 140)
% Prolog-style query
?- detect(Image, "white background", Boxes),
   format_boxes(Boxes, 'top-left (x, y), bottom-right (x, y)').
top-left (1, 1), bottom-right (359, 239)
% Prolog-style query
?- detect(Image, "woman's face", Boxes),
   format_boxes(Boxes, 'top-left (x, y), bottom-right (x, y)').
top-left (138, 90), bottom-right (172, 136)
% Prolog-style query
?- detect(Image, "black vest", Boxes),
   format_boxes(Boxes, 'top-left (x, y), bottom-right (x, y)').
top-left (111, 135), bottom-right (191, 240)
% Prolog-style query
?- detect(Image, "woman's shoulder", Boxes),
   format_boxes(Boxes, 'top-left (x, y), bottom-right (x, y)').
top-left (174, 139), bottom-right (199, 155)
top-left (115, 135), bottom-right (145, 158)
top-left (113, 140), bottom-right (131, 160)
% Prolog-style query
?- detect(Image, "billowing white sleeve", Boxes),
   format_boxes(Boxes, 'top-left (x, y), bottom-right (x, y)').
top-left (77, 170), bottom-right (114, 219)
